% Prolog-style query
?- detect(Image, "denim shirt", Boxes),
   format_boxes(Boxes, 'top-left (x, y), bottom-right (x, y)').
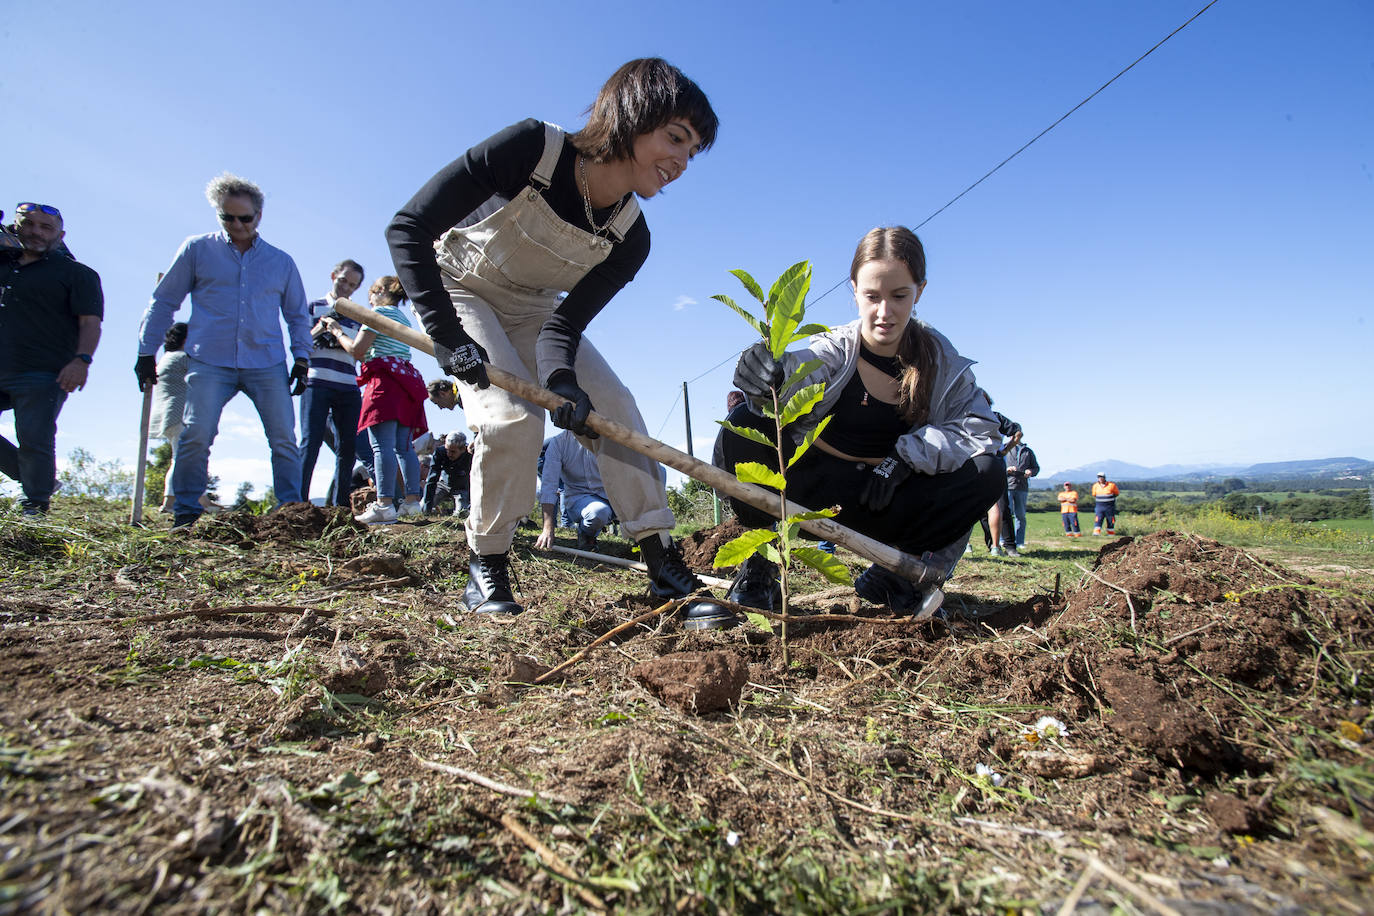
top-left (138, 232), bottom-right (311, 369)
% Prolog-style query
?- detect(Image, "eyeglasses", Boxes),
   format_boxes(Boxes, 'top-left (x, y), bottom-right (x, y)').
top-left (17, 202), bottom-right (62, 218)
top-left (217, 211), bottom-right (257, 225)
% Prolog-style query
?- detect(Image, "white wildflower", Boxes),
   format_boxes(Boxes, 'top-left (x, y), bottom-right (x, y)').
top-left (726, 831), bottom-right (740, 847)
top-left (975, 763), bottom-right (1005, 787)
top-left (1031, 716), bottom-right (1069, 739)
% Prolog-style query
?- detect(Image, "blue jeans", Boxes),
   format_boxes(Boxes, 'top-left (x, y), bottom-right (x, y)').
top-left (0, 370), bottom-right (69, 510)
top-left (366, 420), bottom-right (421, 504)
top-left (300, 386), bottom-right (360, 506)
top-left (566, 492), bottom-right (614, 536)
top-left (173, 359), bottom-right (302, 516)
top-left (1007, 488), bottom-right (1029, 547)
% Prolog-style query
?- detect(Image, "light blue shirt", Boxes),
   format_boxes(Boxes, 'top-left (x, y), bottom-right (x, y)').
top-left (539, 430), bottom-right (606, 507)
top-left (137, 231), bottom-right (312, 369)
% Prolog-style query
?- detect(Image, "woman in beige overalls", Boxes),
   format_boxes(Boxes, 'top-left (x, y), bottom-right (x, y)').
top-left (386, 58), bottom-right (732, 628)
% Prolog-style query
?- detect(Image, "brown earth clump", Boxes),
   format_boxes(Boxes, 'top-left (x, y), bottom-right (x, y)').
top-left (196, 502), bottom-right (363, 545)
top-left (631, 650), bottom-right (749, 713)
top-left (677, 518), bottom-right (749, 572)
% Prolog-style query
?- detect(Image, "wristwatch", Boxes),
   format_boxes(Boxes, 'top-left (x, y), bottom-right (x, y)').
top-left (76, 353), bottom-right (93, 365)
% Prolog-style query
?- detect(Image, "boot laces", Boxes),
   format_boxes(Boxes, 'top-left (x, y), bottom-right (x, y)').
top-left (657, 541), bottom-right (702, 592)
top-left (476, 554), bottom-right (514, 598)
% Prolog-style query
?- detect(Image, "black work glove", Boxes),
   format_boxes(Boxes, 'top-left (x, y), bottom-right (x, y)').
top-left (135, 354), bottom-right (158, 392)
top-left (733, 341), bottom-right (784, 399)
top-left (434, 329), bottom-right (490, 390)
top-left (547, 369), bottom-right (598, 439)
top-left (290, 357), bottom-right (310, 396)
top-left (858, 451), bottom-right (913, 513)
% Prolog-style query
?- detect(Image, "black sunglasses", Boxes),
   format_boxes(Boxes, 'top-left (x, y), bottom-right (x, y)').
top-left (217, 211), bottom-right (257, 225)
top-left (17, 202), bottom-right (62, 218)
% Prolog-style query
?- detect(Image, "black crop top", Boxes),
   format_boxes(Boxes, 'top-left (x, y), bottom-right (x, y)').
top-left (817, 358), bottom-right (909, 458)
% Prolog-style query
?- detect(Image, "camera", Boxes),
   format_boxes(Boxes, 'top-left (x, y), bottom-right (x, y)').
top-left (312, 309), bottom-right (343, 349)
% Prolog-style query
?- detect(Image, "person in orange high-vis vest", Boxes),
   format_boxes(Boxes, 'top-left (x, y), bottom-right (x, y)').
top-left (1058, 482), bottom-right (1081, 536)
top-left (1091, 472), bottom-right (1120, 534)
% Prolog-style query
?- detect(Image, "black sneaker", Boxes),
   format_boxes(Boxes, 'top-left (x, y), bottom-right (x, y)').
top-left (171, 512), bottom-right (200, 531)
top-left (639, 535), bottom-right (738, 630)
top-left (726, 553), bottom-right (781, 611)
top-left (20, 501), bottom-right (49, 517)
top-left (576, 529), bottom-right (598, 552)
top-left (853, 564), bottom-right (945, 620)
top-left (462, 553), bottom-right (524, 614)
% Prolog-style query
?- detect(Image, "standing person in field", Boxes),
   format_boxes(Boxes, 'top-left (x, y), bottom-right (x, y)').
top-left (1058, 481), bottom-right (1081, 536)
top-left (315, 276), bottom-right (428, 524)
top-left (135, 173), bottom-right (313, 530)
top-left (717, 226), bottom-right (1006, 620)
top-left (0, 202), bottom-right (104, 516)
top-left (386, 57), bottom-right (730, 625)
top-left (1004, 435), bottom-right (1039, 550)
top-left (300, 259), bottom-right (365, 507)
top-left (1092, 471), bottom-right (1120, 535)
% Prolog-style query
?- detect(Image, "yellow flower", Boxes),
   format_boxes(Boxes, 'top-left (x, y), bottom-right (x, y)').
top-left (1337, 720), bottom-right (1364, 742)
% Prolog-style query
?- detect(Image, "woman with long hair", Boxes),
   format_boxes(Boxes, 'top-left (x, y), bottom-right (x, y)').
top-left (717, 226), bottom-right (1006, 619)
top-left (387, 58), bottom-right (731, 626)
top-left (317, 276), bottom-right (427, 524)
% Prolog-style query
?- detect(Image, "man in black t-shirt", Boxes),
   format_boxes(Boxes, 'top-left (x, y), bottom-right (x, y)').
top-left (0, 203), bottom-right (104, 514)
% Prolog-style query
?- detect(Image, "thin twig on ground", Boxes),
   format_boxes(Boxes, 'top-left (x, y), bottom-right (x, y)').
top-left (1073, 562), bottom-right (1139, 633)
top-left (499, 812), bottom-right (606, 911)
top-left (532, 598), bottom-right (683, 684)
top-left (414, 753), bottom-right (573, 805)
top-left (28, 605), bottom-right (336, 627)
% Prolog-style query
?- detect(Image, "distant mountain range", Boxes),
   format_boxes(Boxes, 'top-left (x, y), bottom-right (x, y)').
top-left (1037, 457), bottom-right (1374, 487)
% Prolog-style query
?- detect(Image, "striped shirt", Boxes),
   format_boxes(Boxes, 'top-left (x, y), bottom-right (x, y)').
top-left (305, 297), bottom-right (362, 392)
top-left (364, 305), bottom-right (413, 362)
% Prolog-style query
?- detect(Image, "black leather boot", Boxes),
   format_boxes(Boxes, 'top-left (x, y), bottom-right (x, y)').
top-left (726, 553), bottom-right (781, 611)
top-left (638, 534), bottom-right (738, 630)
top-left (462, 552), bottom-right (524, 614)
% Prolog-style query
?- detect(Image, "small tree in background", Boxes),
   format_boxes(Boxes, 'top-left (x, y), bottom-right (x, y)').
top-left (711, 261), bottom-right (852, 662)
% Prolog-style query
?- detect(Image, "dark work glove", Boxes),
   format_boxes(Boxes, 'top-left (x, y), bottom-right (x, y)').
top-left (290, 357), bottom-right (309, 396)
top-left (547, 370), bottom-right (598, 439)
top-left (135, 354), bottom-right (158, 392)
top-left (858, 452), bottom-right (913, 513)
top-left (733, 341), bottom-right (784, 399)
top-left (434, 329), bottom-right (490, 390)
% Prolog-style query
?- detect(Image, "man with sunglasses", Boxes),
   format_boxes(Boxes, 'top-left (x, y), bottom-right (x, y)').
top-left (135, 173), bottom-right (312, 529)
top-left (0, 203), bottom-right (104, 515)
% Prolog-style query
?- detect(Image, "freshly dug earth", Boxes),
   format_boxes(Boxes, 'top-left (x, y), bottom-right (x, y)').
top-left (1, 515), bottom-right (1371, 914)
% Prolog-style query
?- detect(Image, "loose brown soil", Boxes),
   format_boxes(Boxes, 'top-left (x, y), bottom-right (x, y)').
top-left (1, 516), bottom-right (1370, 914)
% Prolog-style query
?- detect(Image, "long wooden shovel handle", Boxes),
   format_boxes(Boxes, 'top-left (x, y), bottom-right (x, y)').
top-left (333, 298), bottom-right (935, 582)
top-left (130, 386), bottom-right (154, 525)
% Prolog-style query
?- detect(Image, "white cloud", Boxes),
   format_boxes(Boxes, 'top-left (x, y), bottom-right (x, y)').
top-left (671, 295), bottom-right (696, 312)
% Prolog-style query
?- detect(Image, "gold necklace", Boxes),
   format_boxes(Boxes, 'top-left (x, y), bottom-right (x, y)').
top-left (578, 156), bottom-right (627, 243)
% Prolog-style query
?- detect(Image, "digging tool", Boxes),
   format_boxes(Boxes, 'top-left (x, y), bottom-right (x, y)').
top-left (546, 544), bottom-right (732, 588)
top-left (130, 272), bottom-right (164, 526)
top-left (332, 298), bottom-right (939, 582)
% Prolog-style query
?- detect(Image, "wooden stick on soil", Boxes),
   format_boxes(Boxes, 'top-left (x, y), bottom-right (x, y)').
top-left (414, 753), bottom-right (574, 806)
top-left (333, 298), bottom-right (936, 582)
top-left (532, 598), bottom-right (683, 685)
top-left (499, 813), bottom-right (606, 911)
top-left (1073, 562), bottom-right (1139, 633)
top-left (28, 605), bottom-right (337, 627)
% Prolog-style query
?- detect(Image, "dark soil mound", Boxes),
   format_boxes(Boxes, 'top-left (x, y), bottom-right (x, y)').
top-left (678, 518), bottom-right (749, 573)
top-left (197, 503), bottom-right (363, 545)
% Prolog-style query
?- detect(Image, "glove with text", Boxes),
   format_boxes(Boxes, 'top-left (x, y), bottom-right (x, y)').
top-left (858, 451), bottom-right (913, 513)
top-left (434, 329), bottom-right (490, 390)
top-left (547, 370), bottom-right (598, 439)
top-left (134, 354), bottom-right (158, 393)
top-left (732, 341), bottom-right (784, 399)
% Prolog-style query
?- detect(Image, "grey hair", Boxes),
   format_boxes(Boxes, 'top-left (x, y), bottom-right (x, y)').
top-left (204, 172), bottom-right (265, 212)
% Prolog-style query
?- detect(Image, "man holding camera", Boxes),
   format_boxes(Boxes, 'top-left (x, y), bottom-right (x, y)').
top-left (300, 259), bottom-right (365, 506)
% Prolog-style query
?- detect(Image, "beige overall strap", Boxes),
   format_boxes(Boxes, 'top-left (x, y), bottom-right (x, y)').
top-left (531, 122), bottom-right (565, 190)
top-left (607, 196), bottom-right (641, 243)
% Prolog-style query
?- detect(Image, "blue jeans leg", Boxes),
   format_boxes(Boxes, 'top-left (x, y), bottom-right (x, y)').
top-left (367, 421), bottom-right (399, 505)
top-left (566, 493), bottom-right (614, 536)
top-left (331, 394), bottom-right (360, 507)
top-left (0, 371), bottom-right (68, 508)
top-left (1008, 488), bottom-right (1029, 547)
top-left (174, 360), bottom-right (239, 517)
top-left (300, 387), bottom-right (360, 505)
top-left (239, 363), bottom-right (302, 504)
top-left (395, 425), bottom-right (421, 498)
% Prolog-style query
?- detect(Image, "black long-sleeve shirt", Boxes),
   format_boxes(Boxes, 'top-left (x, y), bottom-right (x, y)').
top-left (423, 448), bottom-right (472, 506)
top-left (386, 119), bottom-right (650, 383)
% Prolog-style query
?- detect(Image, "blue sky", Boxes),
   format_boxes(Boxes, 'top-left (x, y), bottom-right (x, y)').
top-left (4, 0), bottom-right (1371, 501)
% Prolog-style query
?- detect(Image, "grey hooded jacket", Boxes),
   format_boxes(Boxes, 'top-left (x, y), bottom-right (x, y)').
top-left (753, 319), bottom-right (1000, 476)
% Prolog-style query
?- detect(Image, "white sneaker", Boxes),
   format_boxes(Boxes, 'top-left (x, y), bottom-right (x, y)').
top-left (355, 501), bottom-right (398, 525)
top-left (396, 500), bottom-right (424, 519)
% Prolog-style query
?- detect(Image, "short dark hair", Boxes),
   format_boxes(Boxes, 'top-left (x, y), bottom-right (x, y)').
top-left (164, 322), bottom-right (189, 352)
top-left (571, 58), bottom-right (718, 163)
top-left (333, 259), bottom-right (364, 280)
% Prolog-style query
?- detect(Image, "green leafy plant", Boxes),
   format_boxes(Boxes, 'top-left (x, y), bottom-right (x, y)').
top-left (711, 261), bottom-right (852, 660)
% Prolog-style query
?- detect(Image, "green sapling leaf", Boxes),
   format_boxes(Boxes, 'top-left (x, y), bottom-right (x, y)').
top-left (786, 414), bottom-right (833, 468)
top-left (734, 461), bottom-right (786, 491)
top-left (766, 261), bottom-right (812, 359)
top-left (713, 529), bottom-right (779, 567)
top-left (712, 293), bottom-right (768, 340)
top-left (780, 383), bottom-right (825, 427)
top-left (730, 268), bottom-right (765, 305)
top-left (717, 419), bottom-right (773, 448)
top-left (786, 508), bottom-right (839, 522)
top-left (782, 359), bottom-right (824, 396)
top-left (760, 542), bottom-right (782, 565)
top-left (793, 546), bottom-right (853, 585)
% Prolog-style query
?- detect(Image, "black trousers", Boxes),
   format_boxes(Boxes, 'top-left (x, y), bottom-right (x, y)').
top-left (714, 404), bottom-right (1006, 555)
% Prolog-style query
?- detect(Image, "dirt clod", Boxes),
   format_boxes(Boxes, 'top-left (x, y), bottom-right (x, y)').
top-left (631, 649), bottom-right (749, 714)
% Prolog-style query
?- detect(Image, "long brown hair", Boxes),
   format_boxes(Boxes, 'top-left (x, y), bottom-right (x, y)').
top-left (571, 58), bottom-right (719, 163)
top-left (850, 227), bottom-right (937, 426)
top-left (369, 275), bottom-right (408, 308)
